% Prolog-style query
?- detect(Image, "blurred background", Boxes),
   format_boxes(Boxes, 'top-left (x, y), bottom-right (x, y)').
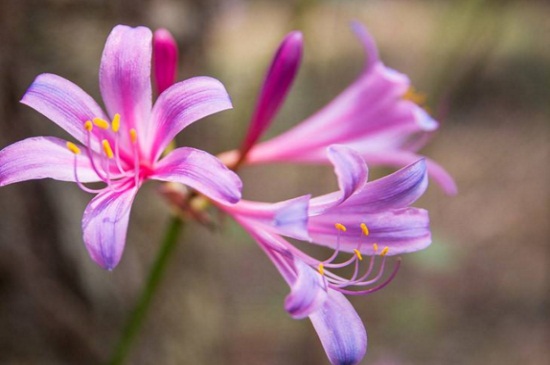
top-left (0, 0), bottom-right (548, 364)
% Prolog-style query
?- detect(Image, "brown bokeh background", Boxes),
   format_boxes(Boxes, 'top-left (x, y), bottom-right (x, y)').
top-left (0, 0), bottom-right (548, 364)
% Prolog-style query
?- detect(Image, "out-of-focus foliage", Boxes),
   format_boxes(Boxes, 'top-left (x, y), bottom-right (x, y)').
top-left (0, 0), bottom-right (548, 364)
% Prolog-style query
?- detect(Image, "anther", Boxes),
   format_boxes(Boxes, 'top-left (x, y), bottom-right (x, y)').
top-left (353, 249), bottom-right (363, 261)
top-left (318, 263), bottom-right (325, 276)
top-left (373, 243), bottom-right (379, 252)
top-left (129, 128), bottom-right (138, 144)
top-left (360, 223), bottom-right (369, 236)
top-left (111, 113), bottom-right (121, 132)
top-left (335, 223), bottom-right (347, 232)
top-left (93, 118), bottom-right (110, 130)
top-left (84, 121), bottom-right (93, 132)
top-left (403, 86), bottom-right (427, 106)
top-left (66, 142), bottom-right (81, 155)
top-left (380, 247), bottom-right (389, 257)
top-left (102, 139), bottom-right (114, 159)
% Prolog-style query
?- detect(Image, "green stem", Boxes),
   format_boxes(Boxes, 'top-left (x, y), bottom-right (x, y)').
top-left (108, 216), bottom-right (183, 365)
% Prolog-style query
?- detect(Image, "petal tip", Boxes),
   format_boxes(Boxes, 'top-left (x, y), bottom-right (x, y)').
top-left (414, 108), bottom-right (439, 131)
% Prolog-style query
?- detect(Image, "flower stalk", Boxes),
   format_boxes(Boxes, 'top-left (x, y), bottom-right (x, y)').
top-left (108, 215), bottom-right (183, 365)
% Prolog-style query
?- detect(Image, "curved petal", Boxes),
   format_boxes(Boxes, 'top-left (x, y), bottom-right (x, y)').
top-left (100, 25), bottom-right (152, 136)
top-left (360, 150), bottom-right (457, 195)
top-left (317, 159), bottom-right (429, 214)
top-left (151, 147), bottom-right (242, 204)
top-left (309, 289), bottom-right (367, 365)
top-left (148, 77), bottom-right (233, 161)
top-left (285, 257), bottom-right (327, 319)
top-left (239, 31), bottom-right (303, 159)
top-left (153, 28), bottom-right (178, 95)
top-left (308, 146), bottom-right (369, 215)
top-left (351, 21), bottom-right (379, 70)
top-left (309, 208), bottom-right (431, 255)
top-left (82, 182), bottom-right (138, 270)
top-left (0, 137), bottom-right (103, 186)
top-left (20, 73), bottom-right (108, 145)
top-left (350, 158), bottom-right (428, 210)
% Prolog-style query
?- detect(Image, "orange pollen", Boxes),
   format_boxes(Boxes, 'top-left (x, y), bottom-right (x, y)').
top-left (129, 128), bottom-right (138, 144)
top-left (335, 223), bottom-right (347, 232)
top-left (360, 223), bottom-right (369, 236)
top-left (101, 139), bottom-right (114, 159)
top-left (84, 120), bottom-right (93, 132)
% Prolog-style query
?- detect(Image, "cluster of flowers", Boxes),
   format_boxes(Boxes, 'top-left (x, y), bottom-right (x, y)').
top-left (0, 23), bottom-right (455, 365)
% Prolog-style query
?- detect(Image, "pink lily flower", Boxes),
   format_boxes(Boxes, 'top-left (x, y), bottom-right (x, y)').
top-left (219, 22), bottom-right (456, 195)
top-left (216, 145), bottom-right (430, 365)
top-left (0, 25), bottom-right (242, 270)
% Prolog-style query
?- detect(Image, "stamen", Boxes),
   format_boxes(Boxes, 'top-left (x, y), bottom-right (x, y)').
top-left (93, 117), bottom-right (110, 130)
top-left (129, 128), bottom-right (138, 144)
top-left (71, 152), bottom-right (105, 194)
top-left (84, 120), bottom-right (93, 132)
top-left (360, 223), bottom-right (369, 236)
top-left (111, 113), bottom-right (121, 132)
top-left (380, 247), bottom-right (389, 257)
top-left (335, 223), bottom-right (347, 232)
top-left (318, 263), bottom-right (325, 276)
top-left (337, 258), bottom-right (402, 296)
top-left (353, 249), bottom-right (363, 261)
top-left (373, 243), bottom-right (379, 252)
top-left (66, 142), bottom-right (81, 155)
top-left (102, 139), bottom-right (114, 159)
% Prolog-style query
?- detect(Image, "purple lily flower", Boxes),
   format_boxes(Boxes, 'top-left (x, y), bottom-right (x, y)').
top-left (218, 22), bottom-right (456, 195)
top-left (217, 145), bottom-right (430, 365)
top-left (0, 25), bottom-right (242, 270)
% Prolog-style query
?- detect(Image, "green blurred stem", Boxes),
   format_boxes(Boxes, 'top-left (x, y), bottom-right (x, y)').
top-left (108, 216), bottom-right (183, 365)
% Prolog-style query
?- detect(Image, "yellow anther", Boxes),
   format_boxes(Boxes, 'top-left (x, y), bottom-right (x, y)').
top-left (373, 243), bottom-right (379, 252)
top-left (403, 86), bottom-right (427, 106)
top-left (84, 120), bottom-right (93, 132)
top-left (380, 247), bottom-right (389, 257)
top-left (360, 223), bottom-right (369, 236)
top-left (93, 117), bottom-right (110, 130)
top-left (102, 139), bottom-right (114, 159)
top-left (66, 141), bottom-right (81, 155)
top-left (129, 128), bottom-right (138, 144)
top-left (353, 249), bottom-right (363, 261)
top-left (111, 113), bottom-right (121, 132)
top-left (318, 263), bottom-right (325, 276)
top-left (335, 223), bottom-right (347, 232)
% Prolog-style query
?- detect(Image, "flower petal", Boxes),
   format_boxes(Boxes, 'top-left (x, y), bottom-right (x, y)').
top-left (309, 207), bottom-right (431, 255)
top-left (239, 31), bottom-right (303, 159)
top-left (218, 195), bottom-right (311, 241)
top-left (284, 257), bottom-right (327, 319)
top-left (151, 147), bottom-right (242, 204)
top-left (308, 145), bottom-right (369, 215)
top-left (309, 289), bottom-right (367, 365)
top-left (317, 159), bottom-right (429, 214)
top-left (351, 20), bottom-right (379, 69)
top-left (99, 25), bottom-right (152, 136)
top-left (82, 182), bottom-right (138, 270)
top-left (20, 73), bottom-right (108, 145)
top-left (360, 150), bottom-right (457, 195)
top-left (148, 77), bottom-right (233, 161)
top-left (273, 195), bottom-right (311, 241)
top-left (0, 137), bottom-right (103, 186)
top-left (153, 28), bottom-right (178, 95)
